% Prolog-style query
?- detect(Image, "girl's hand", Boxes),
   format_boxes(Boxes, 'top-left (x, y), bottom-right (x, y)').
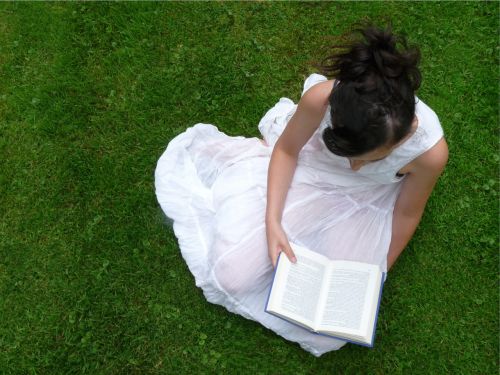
top-left (265, 220), bottom-right (297, 268)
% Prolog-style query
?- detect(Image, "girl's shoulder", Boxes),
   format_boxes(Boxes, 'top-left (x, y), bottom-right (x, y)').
top-left (317, 79), bottom-right (336, 105)
top-left (301, 78), bottom-right (336, 107)
top-left (397, 97), bottom-right (447, 175)
top-left (401, 137), bottom-right (448, 177)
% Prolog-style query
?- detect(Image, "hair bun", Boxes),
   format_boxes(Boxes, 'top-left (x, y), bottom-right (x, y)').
top-left (314, 20), bottom-right (422, 92)
top-left (362, 24), bottom-right (419, 82)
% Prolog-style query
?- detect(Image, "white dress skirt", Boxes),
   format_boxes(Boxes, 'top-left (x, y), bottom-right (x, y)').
top-left (154, 73), bottom-right (444, 356)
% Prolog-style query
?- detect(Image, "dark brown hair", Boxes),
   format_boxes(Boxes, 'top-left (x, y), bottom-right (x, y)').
top-left (311, 19), bottom-right (422, 157)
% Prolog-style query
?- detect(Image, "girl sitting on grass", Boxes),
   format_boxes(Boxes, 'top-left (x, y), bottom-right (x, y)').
top-left (155, 20), bottom-right (448, 356)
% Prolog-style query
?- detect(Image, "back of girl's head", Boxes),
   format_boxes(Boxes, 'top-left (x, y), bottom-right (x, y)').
top-left (312, 19), bottom-right (422, 157)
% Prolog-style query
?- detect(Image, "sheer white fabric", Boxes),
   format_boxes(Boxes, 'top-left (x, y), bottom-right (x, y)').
top-left (154, 73), bottom-right (444, 356)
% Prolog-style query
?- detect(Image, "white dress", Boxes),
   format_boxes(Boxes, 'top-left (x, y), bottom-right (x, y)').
top-left (154, 73), bottom-right (444, 357)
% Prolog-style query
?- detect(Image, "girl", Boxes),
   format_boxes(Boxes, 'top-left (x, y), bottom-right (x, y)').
top-left (155, 21), bottom-right (448, 357)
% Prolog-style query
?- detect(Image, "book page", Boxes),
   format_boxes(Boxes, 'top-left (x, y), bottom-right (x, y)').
top-left (266, 244), bottom-right (330, 327)
top-left (279, 255), bottom-right (327, 324)
top-left (319, 264), bottom-right (375, 332)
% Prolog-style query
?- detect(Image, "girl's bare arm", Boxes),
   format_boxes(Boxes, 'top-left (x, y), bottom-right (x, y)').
top-left (387, 137), bottom-right (449, 270)
top-left (265, 84), bottom-right (329, 267)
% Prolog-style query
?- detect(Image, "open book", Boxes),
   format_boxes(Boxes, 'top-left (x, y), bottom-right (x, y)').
top-left (265, 242), bottom-right (386, 347)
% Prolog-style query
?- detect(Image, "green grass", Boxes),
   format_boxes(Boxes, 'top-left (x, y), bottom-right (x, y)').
top-left (0, 2), bottom-right (497, 374)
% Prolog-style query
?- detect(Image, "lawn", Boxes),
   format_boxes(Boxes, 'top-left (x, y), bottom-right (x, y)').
top-left (0, 2), bottom-right (498, 374)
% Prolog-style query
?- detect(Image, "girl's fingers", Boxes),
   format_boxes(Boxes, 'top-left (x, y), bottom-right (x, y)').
top-left (281, 243), bottom-right (297, 263)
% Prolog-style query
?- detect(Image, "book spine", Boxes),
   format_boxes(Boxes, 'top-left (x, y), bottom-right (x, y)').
top-left (368, 271), bottom-right (386, 348)
top-left (264, 252), bottom-right (282, 312)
